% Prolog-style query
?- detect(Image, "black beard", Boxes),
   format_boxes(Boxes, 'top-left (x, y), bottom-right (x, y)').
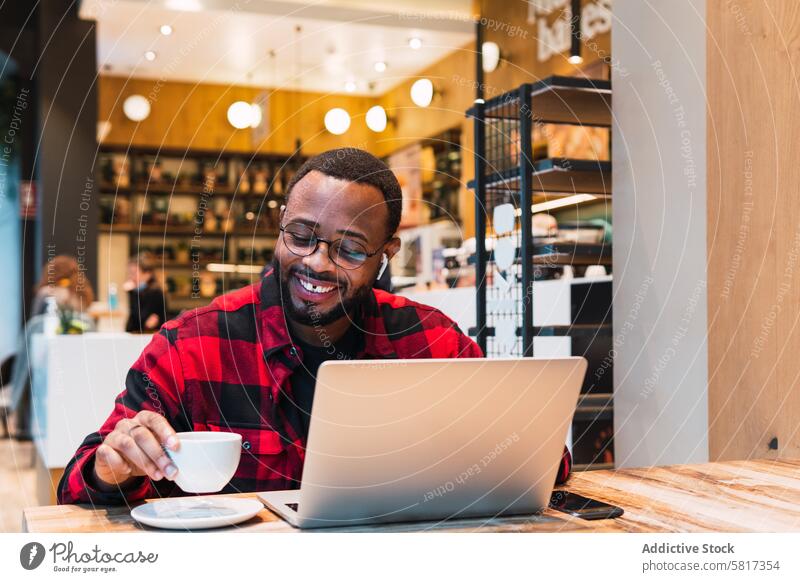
top-left (273, 257), bottom-right (373, 326)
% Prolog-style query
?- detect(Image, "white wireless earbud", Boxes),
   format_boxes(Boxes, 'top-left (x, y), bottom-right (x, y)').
top-left (377, 254), bottom-right (389, 280)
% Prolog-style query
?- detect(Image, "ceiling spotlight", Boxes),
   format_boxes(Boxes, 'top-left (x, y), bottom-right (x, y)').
top-left (144, 50), bottom-right (157, 61)
top-left (123, 95), bottom-right (151, 122)
top-left (410, 78), bottom-right (434, 107)
top-left (374, 61), bottom-right (387, 73)
top-left (482, 41), bottom-right (501, 73)
top-left (160, 24), bottom-right (173, 36)
top-left (344, 80), bottom-right (357, 93)
top-left (365, 105), bottom-right (388, 132)
top-left (408, 37), bottom-right (423, 50)
top-left (227, 101), bottom-right (261, 129)
top-left (324, 107), bottom-right (351, 135)
top-left (568, 54), bottom-right (584, 65)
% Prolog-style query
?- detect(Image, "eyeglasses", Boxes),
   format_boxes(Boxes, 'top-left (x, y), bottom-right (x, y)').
top-left (279, 222), bottom-right (387, 270)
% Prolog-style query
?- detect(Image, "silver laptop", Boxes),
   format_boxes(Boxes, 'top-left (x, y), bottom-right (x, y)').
top-left (258, 357), bottom-right (587, 529)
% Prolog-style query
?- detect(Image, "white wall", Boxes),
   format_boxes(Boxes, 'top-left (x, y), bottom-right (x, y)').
top-left (612, 0), bottom-right (709, 467)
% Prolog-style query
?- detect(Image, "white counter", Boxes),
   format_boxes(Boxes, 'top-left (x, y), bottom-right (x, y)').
top-left (30, 333), bottom-right (152, 470)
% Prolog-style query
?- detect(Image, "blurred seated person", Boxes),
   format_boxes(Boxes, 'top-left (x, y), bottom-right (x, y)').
top-left (124, 252), bottom-right (167, 333)
top-left (58, 148), bottom-right (571, 506)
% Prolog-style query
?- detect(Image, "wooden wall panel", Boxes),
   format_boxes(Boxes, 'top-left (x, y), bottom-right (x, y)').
top-left (98, 76), bottom-right (383, 155)
top-left (707, 0), bottom-right (800, 460)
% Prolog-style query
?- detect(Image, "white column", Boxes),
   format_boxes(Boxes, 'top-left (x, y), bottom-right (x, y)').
top-left (611, 0), bottom-right (709, 467)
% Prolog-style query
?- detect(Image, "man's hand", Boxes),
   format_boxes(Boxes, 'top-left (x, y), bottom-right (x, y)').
top-left (93, 411), bottom-right (179, 490)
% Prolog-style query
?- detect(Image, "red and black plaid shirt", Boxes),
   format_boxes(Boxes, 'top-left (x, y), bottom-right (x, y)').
top-left (58, 269), bottom-right (571, 505)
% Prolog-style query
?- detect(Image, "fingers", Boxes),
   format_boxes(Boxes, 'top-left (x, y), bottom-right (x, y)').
top-left (137, 411), bottom-right (179, 451)
top-left (128, 423), bottom-right (179, 481)
top-left (104, 430), bottom-right (164, 481)
top-left (95, 443), bottom-right (134, 485)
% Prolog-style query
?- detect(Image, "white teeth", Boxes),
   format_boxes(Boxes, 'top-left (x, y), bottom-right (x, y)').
top-left (299, 278), bottom-right (334, 294)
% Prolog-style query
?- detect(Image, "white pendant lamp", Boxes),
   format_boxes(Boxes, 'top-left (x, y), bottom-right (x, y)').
top-left (324, 107), bottom-right (351, 135)
top-left (227, 101), bottom-right (261, 129)
top-left (365, 105), bottom-right (388, 132)
top-left (123, 95), bottom-right (151, 122)
top-left (410, 78), bottom-right (434, 107)
top-left (482, 41), bottom-right (501, 73)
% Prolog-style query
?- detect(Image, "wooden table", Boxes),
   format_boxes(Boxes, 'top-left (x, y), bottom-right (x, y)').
top-left (22, 459), bottom-right (800, 533)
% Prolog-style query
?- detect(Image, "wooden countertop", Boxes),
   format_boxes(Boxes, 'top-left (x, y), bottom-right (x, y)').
top-left (22, 459), bottom-right (800, 533)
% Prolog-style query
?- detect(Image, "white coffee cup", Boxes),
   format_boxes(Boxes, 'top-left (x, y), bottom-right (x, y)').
top-left (165, 431), bottom-right (242, 493)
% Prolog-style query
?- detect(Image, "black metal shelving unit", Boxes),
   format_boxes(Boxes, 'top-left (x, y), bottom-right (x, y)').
top-left (467, 74), bottom-right (614, 470)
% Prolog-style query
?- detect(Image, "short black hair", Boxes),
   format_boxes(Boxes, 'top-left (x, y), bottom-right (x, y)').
top-left (285, 148), bottom-right (403, 236)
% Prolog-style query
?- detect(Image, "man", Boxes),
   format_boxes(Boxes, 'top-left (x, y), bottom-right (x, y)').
top-left (58, 148), bottom-right (571, 505)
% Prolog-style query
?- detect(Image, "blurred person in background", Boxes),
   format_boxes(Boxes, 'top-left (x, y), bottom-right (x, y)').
top-left (30, 255), bottom-right (95, 316)
top-left (9, 256), bottom-right (95, 439)
top-left (124, 252), bottom-right (167, 333)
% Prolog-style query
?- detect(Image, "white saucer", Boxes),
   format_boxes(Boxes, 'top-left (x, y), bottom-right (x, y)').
top-left (131, 497), bottom-right (264, 530)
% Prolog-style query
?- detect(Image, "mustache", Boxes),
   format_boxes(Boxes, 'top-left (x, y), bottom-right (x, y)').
top-left (288, 265), bottom-right (342, 285)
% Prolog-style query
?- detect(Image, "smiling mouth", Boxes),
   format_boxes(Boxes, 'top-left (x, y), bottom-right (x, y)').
top-left (293, 272), bottom-right (340, 296)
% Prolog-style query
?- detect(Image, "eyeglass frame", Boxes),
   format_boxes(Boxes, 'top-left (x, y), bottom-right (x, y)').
top-left (278, 221), bottom-right (391, 270)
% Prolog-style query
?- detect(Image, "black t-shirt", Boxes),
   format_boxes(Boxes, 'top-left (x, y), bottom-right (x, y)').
top-left (285, 325), bottom-right (363, 440)
top-left (126, 282), bottom-right (167, 333)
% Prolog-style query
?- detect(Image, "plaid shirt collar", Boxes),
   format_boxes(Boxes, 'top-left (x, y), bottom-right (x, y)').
top-left (257, 268), bottom-right (397, 360)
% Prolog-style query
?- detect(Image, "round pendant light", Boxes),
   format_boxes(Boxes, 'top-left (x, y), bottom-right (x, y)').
top-left (365, 105), bottom-right (388, 133)
top-left (227, 101), bottom-right (261, 129)
top-left (324, 107), bottom-right (351, 135)
top-left (123, 95), bottom-right (151, 122)
top-left (482, 41), bottom-right (501, 73)
top-left (410, 78), bottom-right (434, 107)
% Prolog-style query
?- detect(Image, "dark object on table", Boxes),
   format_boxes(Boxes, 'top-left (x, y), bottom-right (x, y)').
top-left (549, 490), bottom-right (623, 520)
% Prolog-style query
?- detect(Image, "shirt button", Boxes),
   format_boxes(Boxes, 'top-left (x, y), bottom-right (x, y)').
top-left (242, 441), bottom-right (251, 450)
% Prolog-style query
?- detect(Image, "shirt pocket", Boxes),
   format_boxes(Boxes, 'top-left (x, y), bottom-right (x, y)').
top-left (205, 422), bottom-right (297, 490)
top-left (205, 422), bottom-right (286, 456)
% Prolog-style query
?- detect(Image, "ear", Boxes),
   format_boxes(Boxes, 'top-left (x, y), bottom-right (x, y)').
top-left (383, 237), bottom-right (401, 261)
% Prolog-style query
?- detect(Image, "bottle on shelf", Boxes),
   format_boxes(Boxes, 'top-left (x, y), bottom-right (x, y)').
top-left (108, 283), bottom-right (119, 311)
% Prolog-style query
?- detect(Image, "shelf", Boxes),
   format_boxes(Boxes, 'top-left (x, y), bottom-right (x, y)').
top-left (98, 224), bottom-right (279, 239)
top-left (574, 393), bottom-right (613, 422)
top-left (532, 158), bottom-right (611, 194)
top-left (474, 242), bottom-right (611, 267)
top-left (468, 158), bottom-right (611, 195)
top-left (98, 143), bottom-right (304, 161)
top-left (469, 322), bottom-right (612, 339)
top-left (533, 323), bottom-right (613, 335)
top-left (533, 242), bottom-right (611, 266)
top-left (533, 254), bottom-right (611, 267)
top-left (467, 75), bottom-right (612, 126)
top-left (98, 183), bottom-right (286, 200)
